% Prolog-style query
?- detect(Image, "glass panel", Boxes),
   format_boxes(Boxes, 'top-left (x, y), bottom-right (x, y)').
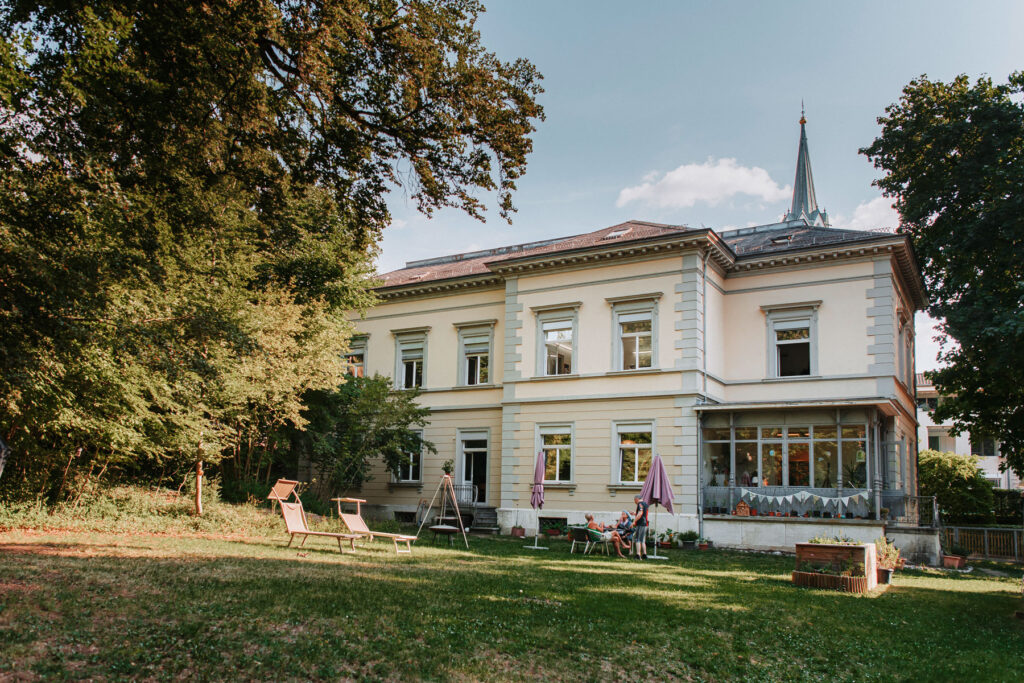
top-left (620, 449), bottom-right (636, 483)
top-left (703, 442), bottom-right (730, 487)
top-left (463, 439), bottom-right (487, 450)
top-left (542, 319), bottom-right (572, 331)
top-left (813, 425), bottom-right (837, 440)
top-left (786, 426), bottom-right (810, 438)
top-left (545, 325), bottom-right (573, 375)
top-left (466, 355), bottom-right (479, 385)
top-left (778, 342), bottom-right (810, 376)
top-left (814, 441), bottom-right (837, 487)
top-left (736, 442), bottom-right (758, 486)
top-left (841, 425), bottom-right (866, 439)
top-left (542, 432), bottom-right (571, 446)
top-left (760, 443), bottom-right (783, 486)
top-left (761, 427), bottom-right (783, 439)
top-left (928, 435), bottom-right (940, 451)
top-left (622, 340), bottom-right (638, 370)
top-left (637, 448), bottom-right (652, 480)
top-left (787, 442), bottom-right (810, 487)
top-left (558, 448), bottom-right (572, 481)
top-left (478, 354), bottom-right (489, 383)
top-left (621, 320), bottom-right (651, 334)
top-left (842, 440), bottom-right (868, 488)
top-left (545, 453), bottom-right (558, 480)
top-left (735, 427), bottom-right (757, 440)
top-left (619, 431), bottom-right (652, 445)
top-left (776, 327), bottom-right (809, 341)
top-left (702, 428), bottom-right (731, 441)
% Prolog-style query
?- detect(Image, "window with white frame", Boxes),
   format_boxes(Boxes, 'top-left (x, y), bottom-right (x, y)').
top-left (616, 423), bottom-right (653, 484)
top-left (539, 425), bottom-right (573, 483)
top-left (397, 431), bottom-right (422, 482)
top-left (970, 438), bottom-right (998, 458)
top-left (394, 332), bottom-right (427, 389)
top-left (534, 306), bottom-right (579, 376)
top-left (763, 303), bottom-right (819, 378)
top-left (457, 325), bottom-right (493, 386)
top-left (345, 337), bottom-right (366, 377)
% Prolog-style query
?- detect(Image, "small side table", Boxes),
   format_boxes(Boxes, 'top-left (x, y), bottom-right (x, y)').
top-left (429, 524), bottom-right (459, 547)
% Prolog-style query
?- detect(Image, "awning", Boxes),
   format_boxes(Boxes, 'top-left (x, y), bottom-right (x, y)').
top-left (693, 397), bottom-right (901, 417)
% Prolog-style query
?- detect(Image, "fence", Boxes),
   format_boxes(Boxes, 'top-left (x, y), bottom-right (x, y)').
top-left (942, 526), bottom-right (1024, 562)
top-left (880, 493), bottom-right (939, 527)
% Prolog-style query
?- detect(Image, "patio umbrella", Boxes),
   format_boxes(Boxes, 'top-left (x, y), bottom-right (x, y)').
top-left (639, 454), bottom-right (675, 560)
top-left (524, 451), bottom-right (548, 550)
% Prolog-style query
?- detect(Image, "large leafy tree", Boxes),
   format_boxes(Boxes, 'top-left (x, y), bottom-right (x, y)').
top-left (862, 73), bottom-right (1024, 476)
top-left (917, 449), bottom-right (995, 525)
top-left (0, 1), bottom-right (543, 499)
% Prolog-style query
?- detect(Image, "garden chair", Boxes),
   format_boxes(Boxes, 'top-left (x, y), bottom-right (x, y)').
top-left (568, 526), bottom-right (609, 555)
top-left (267, 478), bottom-right (300, 511)
top-left (334, 497), bottom-right (417, 555)
top-left (280, 501), bottom-right (359, 553)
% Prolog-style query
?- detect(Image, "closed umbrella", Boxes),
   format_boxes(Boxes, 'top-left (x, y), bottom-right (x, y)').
top-left (639, 454), bottom-right (675, 560)
top-left (524, 451), bottom-right (548, 550)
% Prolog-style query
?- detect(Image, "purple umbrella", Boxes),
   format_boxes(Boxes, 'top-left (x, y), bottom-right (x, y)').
top-left (639, 454), bottom-right (675, 559)
top-left (525, 451), bottom-right (548, 550)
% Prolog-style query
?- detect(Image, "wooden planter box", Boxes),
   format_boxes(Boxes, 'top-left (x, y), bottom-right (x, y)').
top-left (792, 571), bottom-right (870, 593)
top-left (794, 543), bottom-right (878, 592)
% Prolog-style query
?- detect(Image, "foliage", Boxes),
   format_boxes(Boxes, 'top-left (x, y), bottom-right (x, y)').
top-left (918, 449), bottom-right (995, 525)
top-left (949, 545), bottom-right (972, 558)
top-left (875, 536), bottom-right (901, 570)
top-left (0, 1), bottom-right (542, 503)
top-left (808, 534), bottom-right (859, 545)
top-left (282, 374), bottom-right (435, 496)
top-left (861, 72), bottom-right (1024, 476)
top-left (992, 488), bottom-right (1024, 525)
top-left (6, 529), bottom-right (1022, 680)
top-left (658, 529), bottom-right (676, 543)
top-left (678, 530), bottom-right (699, 542)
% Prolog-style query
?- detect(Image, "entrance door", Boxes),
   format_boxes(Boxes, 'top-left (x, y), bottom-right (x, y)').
top-left (458, 432), bottom-right (488, 504)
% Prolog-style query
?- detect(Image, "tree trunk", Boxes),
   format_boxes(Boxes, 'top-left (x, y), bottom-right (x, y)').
top-left (195, 460), bottom-right (204, 516)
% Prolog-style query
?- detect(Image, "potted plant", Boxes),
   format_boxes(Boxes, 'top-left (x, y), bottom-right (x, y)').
top-left (697, 537), bottom-right (710, 551)
top-left (657, 529), bottom-right (676, 549)
top-left (511, 525), bottom-right (526, 538)
top-left (943, 544), bottom-right (969, 569)
top-left (442, 459), bottom-right (454, 475)
top-left (678, 530), bottom-right (699, 549)
top-left (875, 536), bottom-right (900, 585)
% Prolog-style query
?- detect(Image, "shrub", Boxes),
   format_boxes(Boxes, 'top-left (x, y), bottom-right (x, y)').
top-left (918, 450), bottom-right (996, 524)
top-left (678, 530), bottom-right (700, 542)
top-left (992, 489), bottom-right (1024, 525)
top-left (808, 534), bottom-right (859, 545)
top-left (875, 536), bottom-right (901, 569)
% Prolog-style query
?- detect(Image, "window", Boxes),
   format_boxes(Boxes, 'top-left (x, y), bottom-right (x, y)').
top-left (617, 423), bottom-right (653, 484)
top-left (456, 324), bottom-right (494, 386)
top-left (786, 426), bottom-right (810, 487)
top-left (971, 438), bottom-right (997, 457)
top-left (533, 305), bottom-right (579, 377)
top-left (603, 227), bottom-right (631, 240)
top-left (928, 434), bottom-right (941, 451)
top-left (345, 338), bottom-right (366, 378)
top-left (609, 296), bottom-right (660, 371)
top-left (397, 431), bottom-right (422, 482)
top-left (540, 425), bottom-right (573, 483)
top-left (702, 427), bottom-right (730, 487)
top-left (812, 425), bottom-right (838, 488)
top-left (393, 330), bottom-right (428, 389)
top-left (917, 397), bottom-right (938, 412)
top-left (763, 302), bottom-right (820, 378)
top-left (841, 424), bottom-right (868, 489)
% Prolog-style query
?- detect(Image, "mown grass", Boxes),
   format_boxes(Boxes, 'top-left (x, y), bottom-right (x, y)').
top-left (1, 491), bottom-right (1022, 681)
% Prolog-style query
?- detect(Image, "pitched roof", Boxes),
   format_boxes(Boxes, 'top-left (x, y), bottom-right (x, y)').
top-left (721, 222), bottom-right (890, 257)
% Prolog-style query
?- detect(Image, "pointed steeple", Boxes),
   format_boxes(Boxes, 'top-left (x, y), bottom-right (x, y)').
top-left (784, 105), bottom-right (829, 227)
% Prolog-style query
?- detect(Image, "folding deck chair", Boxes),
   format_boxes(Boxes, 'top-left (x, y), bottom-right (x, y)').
top-left (569, 526), bottom-right (610, 555)
top-left (267, 478), bottom-right (300, 511)
top-left (280, 501), bottom-right (359, 553)
top-left (333, 497), bottom-right (417, 554)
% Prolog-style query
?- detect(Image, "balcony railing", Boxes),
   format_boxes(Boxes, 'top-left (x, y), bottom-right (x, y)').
top-left (880, 493), bottom-right (938, 527)
top-left (702, 485), bottom-right (873, 519)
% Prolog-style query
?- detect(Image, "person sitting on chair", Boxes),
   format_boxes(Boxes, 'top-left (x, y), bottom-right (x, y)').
top-left (609, 510), bottom-right (634, 558)
top-left (584, 513), bottom-right (613, 542)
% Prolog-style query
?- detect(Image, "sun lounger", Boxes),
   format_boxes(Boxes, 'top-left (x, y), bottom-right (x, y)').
top-left (280, 501), bottom-right (359, 553)
top-left (333, 497), bottom-right (416, 554)
top-left (267, 478), bottom-right (300, 511)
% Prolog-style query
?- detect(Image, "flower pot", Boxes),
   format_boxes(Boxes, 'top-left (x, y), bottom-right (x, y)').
top-left (943, 554), bottom-right (966, 569)
top-left (544, 528), bottom-right (561, 537)
top-left (511, 527), bottom-right (525, 538)
top-left (658, 541), bottom-right (671, 549)
top-left (876, 567), bottom-right (893, 585)
top-left (698, 542), bottom-right (709, 551)
top-left (682, 541), bottom-right (696, 550)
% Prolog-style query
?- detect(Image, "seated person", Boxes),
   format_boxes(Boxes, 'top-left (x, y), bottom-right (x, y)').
top-left (585, 513), bottom-right (613, 542)
top-left (610, 510), bottom-right (634, 558)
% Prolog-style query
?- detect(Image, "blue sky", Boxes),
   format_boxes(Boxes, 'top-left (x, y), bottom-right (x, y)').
top-left (380, 1), bottom-right (1024, 371)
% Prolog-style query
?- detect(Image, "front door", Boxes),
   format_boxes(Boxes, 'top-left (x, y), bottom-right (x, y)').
top-left (459, 432), bottom-right (488, 504)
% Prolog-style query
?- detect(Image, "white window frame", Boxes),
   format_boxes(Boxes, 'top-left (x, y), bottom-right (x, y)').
top-left (392, 328), bottom-right (429, 390)
top-left (455, 321), bottom-right (496, 387)
top-left (537, 423), bottom-right (574, 484)
top-left (762, 301), bottom-right (821, 378)
top-left (532, 303), bottom-right (581, 377)
top-left (396, 430), bottom-right (423, 483)
top-left (608, 295), bottom-right (660, 371)
top-left (345, 336), bottom-right (367, 378)
top-left (612, 421), bottom-right (654, 485)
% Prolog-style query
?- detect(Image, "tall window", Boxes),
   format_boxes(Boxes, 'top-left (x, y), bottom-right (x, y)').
top-left (927, 434), bottom-right (941, 451)
top-left (457, 325), bottom-right (492, 386)
top-left (617, 424), bottom-right (653, 484)
top-left (760, 427), bottom-right (784, 486)
top-left (543, 319), bottom-right (573, 375)
top-left (398, 432), bottom-right (422, 482)
top-left (610, 297), bottom-right (659, 371)
top-left (812, 426), bottom-right (838, 488)
top-left (345, 349), bottom-right (365, 377)
top-left (763, 303), bottom-right (819, 378)
top-left (540, 426), bottom-right (573, 483)
top-left (702, 426), bottom-right (730, 487)
top-left (786, 426), bottom-right (810, 487)
top-left (394, 332), bottom-right (427, 389)
top-left (970, 438), bottom-right (997, 457)
top-left (841, 424), bottom-right (868, 488)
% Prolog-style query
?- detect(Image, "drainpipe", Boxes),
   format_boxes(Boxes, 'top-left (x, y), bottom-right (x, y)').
top-left (874, 417), bottom-right (883, 521)
top-left (697, 412), bottom-right (705, 539)
top-left (702, 250), bottom-right (709, 396)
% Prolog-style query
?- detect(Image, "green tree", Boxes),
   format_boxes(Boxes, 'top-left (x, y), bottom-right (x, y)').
top-left (861, 73), bottom-right (1024, 477)
top-left (917, 449), bottom-right (995, 525)
top-left (285, 375), bottom-right (435, 495)
top-left (0, 1), bottom-right (542, 501)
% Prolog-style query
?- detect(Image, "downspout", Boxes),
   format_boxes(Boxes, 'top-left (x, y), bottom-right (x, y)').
top-left (702, 250), bottom-right (709, 396)
top-left (697, 412), bottom-right (705, 539)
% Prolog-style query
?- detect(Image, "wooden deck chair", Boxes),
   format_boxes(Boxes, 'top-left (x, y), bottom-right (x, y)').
top-left (267, 479), bottom-right (300, 511)
top-left (337, 508), bottom-right (417, 555)
top-left (280, 501), bottom-right (359, 553)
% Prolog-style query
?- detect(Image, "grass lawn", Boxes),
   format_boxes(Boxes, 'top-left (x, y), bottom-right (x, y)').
top-left (2, 523), bottom-right (1023, 682)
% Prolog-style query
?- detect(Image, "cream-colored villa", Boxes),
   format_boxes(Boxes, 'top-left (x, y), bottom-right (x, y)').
top-left (345, 118), bottom-right (931, 552)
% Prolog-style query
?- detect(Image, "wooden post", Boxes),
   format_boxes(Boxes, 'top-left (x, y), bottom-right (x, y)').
top-left (195, 460), bottom-right (204, 516)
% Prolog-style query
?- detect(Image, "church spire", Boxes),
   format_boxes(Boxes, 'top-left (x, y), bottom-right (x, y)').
top-left (784, 106), bottom-right (829, 227)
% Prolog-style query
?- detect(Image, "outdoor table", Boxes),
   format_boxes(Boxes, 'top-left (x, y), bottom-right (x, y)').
top-left (429, 524), bottom-right (460, 546)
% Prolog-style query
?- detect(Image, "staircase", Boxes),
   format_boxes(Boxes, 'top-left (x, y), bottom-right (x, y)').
top-left (469, 506), bottom-right (499, 534)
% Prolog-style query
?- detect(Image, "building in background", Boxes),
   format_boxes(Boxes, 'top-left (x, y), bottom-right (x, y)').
top-left (916, 373), bottom-right (1021, 489)
top-left (341, 116), bottom-right (932, 555)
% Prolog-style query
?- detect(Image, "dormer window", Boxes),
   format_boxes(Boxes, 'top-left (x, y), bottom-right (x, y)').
top-left (771, 235), bottom-right (793, 245)
top-left (407, 272), bottom-right (431, 281)
top-left (603, 227), bottom-right (632, 240)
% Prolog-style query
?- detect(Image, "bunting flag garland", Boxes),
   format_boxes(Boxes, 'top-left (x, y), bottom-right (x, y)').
top-left (738, 489), bottom-right (867, 508)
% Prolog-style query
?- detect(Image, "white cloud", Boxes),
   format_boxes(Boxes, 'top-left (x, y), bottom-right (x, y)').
top-left (390, 217), bottom-right (408, 229)
top-left (833, 196), bottom-right (899, 231)
top-left (915, 312), bottom-right (953, 373)
top-left (616, 158), bottom-right (791, 209)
